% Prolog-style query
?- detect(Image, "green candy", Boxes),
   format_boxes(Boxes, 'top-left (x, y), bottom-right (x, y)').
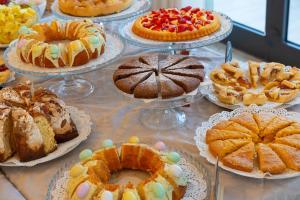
top-left (102, 139), bottom-right (113, 148)
top-left (151, 183), bottom-right (165, 198)
top-left (19, 26), bottom-right (32, 35)
top-left (89, 36), bottom-right (99, 44)
top-left (167, 152), bottom-right (181, 163)
top-left (79, 149), bottom-right (93, 161)
top-left (49, 45), bottom-right (59, 59)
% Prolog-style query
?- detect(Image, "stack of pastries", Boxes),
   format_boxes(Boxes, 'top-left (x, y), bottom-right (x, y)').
top-left (113, 54), bottom-right (205, 99)
top-left (16, 19), bottom-right (106, 68)
top-left (206, 112), bottom-right (300, 174)
top-left (67, 137), bottom-right (188, 200)
top-left (0, 83), bottom-right (78, 162)
top-left (210, 61), bottom-right (300, 105)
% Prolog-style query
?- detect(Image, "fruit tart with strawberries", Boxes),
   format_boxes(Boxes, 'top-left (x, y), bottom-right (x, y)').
top-left (132, 6), bottom-right (221, 41)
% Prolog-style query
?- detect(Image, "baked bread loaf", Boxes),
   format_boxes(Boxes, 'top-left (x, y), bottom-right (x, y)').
top-left (67, 138), bottom-right (187, 200)
top-left (206, 111), bottom-right (300, 174)
top-left (17, 19), bottom-right (106, 68)
top-left (58, 0), bottom-right (133, 17)
top-left (132, 6), bottom-right (220, 41)
top-left (113, 54), bottom-right (205, 99)
top-left (0, 83), bottom-right (79, 162)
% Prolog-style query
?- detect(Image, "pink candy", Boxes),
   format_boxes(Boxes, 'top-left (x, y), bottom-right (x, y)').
top-left (17, 39), bottom-right (26, 48)
top-left (76, 181), bottom-right (90, 199)
top-left (154, 141), bottom-right (167, 151)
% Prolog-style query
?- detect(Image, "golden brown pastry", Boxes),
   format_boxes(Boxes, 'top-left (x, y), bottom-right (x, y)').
top-left (212, 120), bottom-right (259, 142)
top-left (230, 112), bottom-right (259, 134)
top-left (209, 139), bottom-right (250, 158)
top-left (260, 62), bottom-right (284, 85)
top-left (253, 112), bottom-right (277, 132)
top-left (276, 123), bottom-right (300, 138)
top-left (256, 143), bottom-right (286, 174)
top-left (222, 142), bottom-right (255, 172)
top-left (264, 81), bottom-right (298, 103)
top-left (248, 61), bottom-right (260, 88)
top-left (213, 83), bottom-right (246, 105)
top-left (260, 116), bottom-right (294, 137)
top-left (275, 134), bottom-right (300, 149)
top-left (269, 143), bottom-right (300, 171)
top-left (206, 129), bottom-right (251, 143)
top-left (242, 92), bottom-right (267, 106)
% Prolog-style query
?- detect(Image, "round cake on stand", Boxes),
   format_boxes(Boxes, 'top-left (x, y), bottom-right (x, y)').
top-left (4, 19), bottom-right (125, 100)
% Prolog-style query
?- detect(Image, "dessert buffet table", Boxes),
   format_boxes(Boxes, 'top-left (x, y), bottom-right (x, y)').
top-left (1, 46), bottom-right (300, 200)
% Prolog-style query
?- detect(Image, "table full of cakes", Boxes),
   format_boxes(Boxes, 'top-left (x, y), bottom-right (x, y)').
top-left (1, 0), bottom-right (300, 200)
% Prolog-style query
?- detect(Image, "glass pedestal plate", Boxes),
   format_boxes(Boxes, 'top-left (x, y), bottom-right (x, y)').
top-left (4, 33), bottom-right (125, 100)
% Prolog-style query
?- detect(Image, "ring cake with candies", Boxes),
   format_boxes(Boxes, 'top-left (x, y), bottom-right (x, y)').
top-left (132, 6), bottom-right (221, 41)
top-left (67, 137), bottom-right (188, 200)
top-left (16, 19), bottom-right (106, 68)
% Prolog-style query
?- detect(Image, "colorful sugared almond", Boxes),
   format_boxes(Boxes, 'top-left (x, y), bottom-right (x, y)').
top-left (132, 6), bottom-right (221, 41)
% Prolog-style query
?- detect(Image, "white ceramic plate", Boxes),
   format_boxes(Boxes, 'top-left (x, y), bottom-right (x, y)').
top-left (0, 106), bottom-right (92, 167)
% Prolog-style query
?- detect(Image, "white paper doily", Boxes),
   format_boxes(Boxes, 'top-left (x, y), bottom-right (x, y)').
top-left (4, 33), bottom-right (125, 77)
top-left (51, 0), bottom-right (151, 22)
top-left (47, 149), bottom-right (210, 200)
top-left (194, 104), bottom-right (300, 179)
top-left (0, 106), bottom-right (92, 167)
top-left (119, 12), bottom-right (233, 50)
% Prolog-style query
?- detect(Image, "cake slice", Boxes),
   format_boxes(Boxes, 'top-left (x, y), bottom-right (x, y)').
top-left (159, 74), bottom-right (184, 99)
top-left (113, 68), bottom-right (153, 81)
top-left (253, 112), bottom-right (277, 133)
top-left (139, 54), bottom-right (159, 68)
top-left (206, 129), bottom-right (251, 143)
top-left (209, 139), bottom-right (250, 158)
top-left (230, 112), bottom-right (259, 134)
top-left (0, 104), bottom-right (14, 162)
top-left (120, 143), bottom-right (142, 170)
top-left (269, 143), bottom-right (300, 171)
top-left (212, 120), bottom-right (260, 142)
top-left (83, 159), bottom-right (111, 183)
top-left (260, 116), bottom-right (294, 137)
top-left (162, 68), bottom-right (204, 81)
top-left (138, 145), bottom-right (163, 173)
top-left (11, 107), bottom-right (45, 162)
top-left (276, 122), bottom-right (300, 138)
top-left (256, 143), bottom-right (286, 174)
top-left (118, 59), bottom-right (153, 69)
top-left (162, 73), bottom-right (200, 93)
top-left (133, 73), bottom-right (159, 99)
top-left (222, 142), bottom-right (255, 172)
top-left (160, 55), bottom-right (188, 69)
top-left (162, 57), bottom-right (203, 70)
top-left (275, 134), bottom-right (300, 149)
top-left (115, 71), bottom-right (153, 94)
top-left (93, 146), bottom-right (122, 172)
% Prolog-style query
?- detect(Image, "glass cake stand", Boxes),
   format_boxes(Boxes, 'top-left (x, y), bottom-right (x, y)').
top-left (118, 12), bottom-right (233, 51)
top-left (3, 32), bottom-right (125, 100)
top-left (51, 0), bottom-right (152, 23)
top-left (46, 146), bottom-right (211, 200)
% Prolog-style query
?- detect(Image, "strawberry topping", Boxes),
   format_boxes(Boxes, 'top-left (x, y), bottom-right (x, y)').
top-left (141, 6), bottom-right (216, 33)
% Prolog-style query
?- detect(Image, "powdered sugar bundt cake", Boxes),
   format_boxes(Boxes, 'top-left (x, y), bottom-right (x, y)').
top-left (67, 137), bottom-right (188, 200)
top-left (0, 83), bottom-right (78, 162)
top-left (16, 19), bottom-right (106, 68)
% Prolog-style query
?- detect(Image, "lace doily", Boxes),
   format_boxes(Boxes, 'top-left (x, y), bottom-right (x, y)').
top-left (194, 104), bottom-right (300, 179)
top-left (0, 106), bottom-right (92, 167)
top-left (47, 149), bottom-right (209, 200)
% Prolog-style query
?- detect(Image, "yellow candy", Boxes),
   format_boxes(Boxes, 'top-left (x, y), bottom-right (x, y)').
top-left (70, 164), bottom-right (86, 178)
top-left (128, 136), bottom-right (140, 144)
top-left (122, 191), bottom-right (137, 200)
